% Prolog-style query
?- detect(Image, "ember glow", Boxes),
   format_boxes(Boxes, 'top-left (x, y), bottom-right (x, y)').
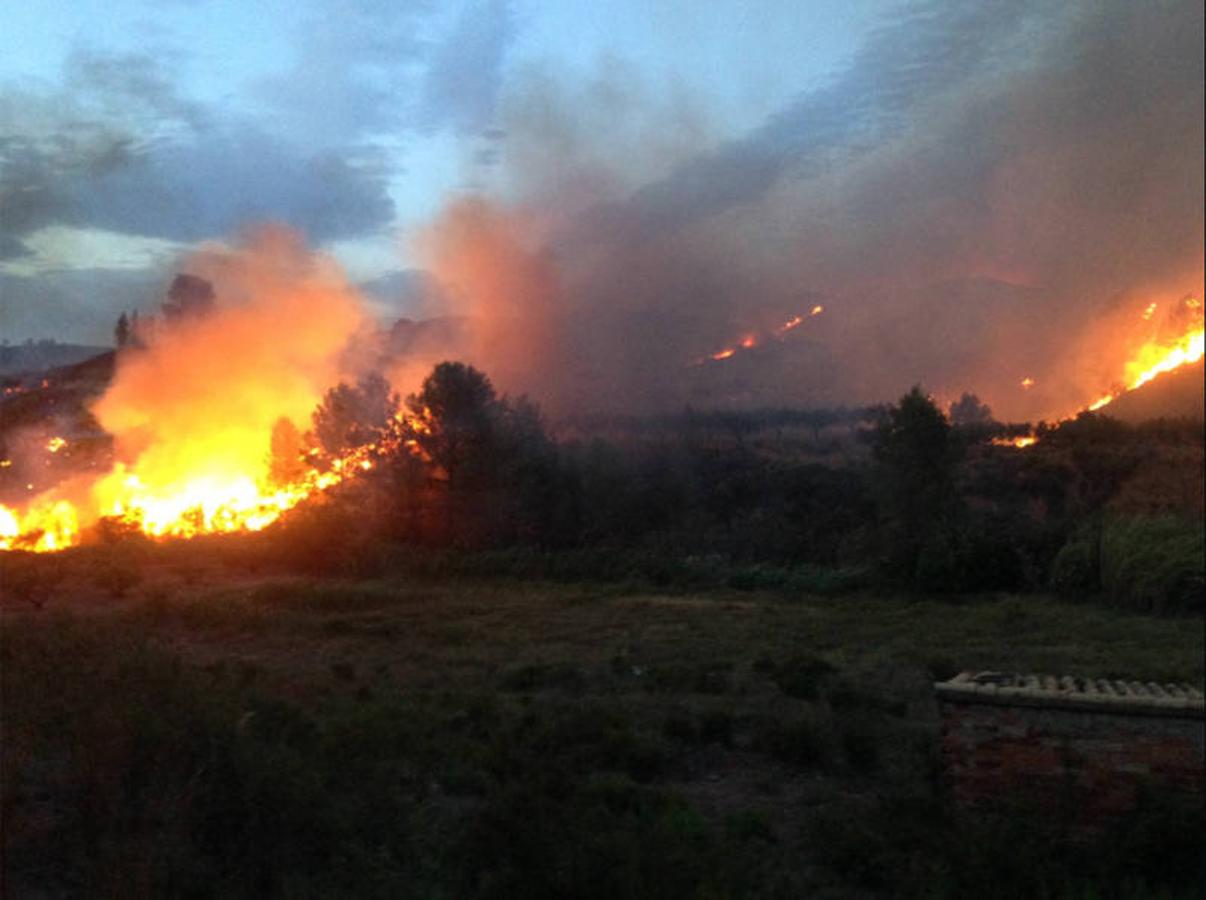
top-left (991, 435), bottom-right (1037, 449)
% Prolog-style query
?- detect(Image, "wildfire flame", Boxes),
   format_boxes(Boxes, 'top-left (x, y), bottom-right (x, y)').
top-left (995, 295), bottom-right (1203, 449)
top-left (991, 435), bottom-right (1037, 449)
top-left (1078, 295), bottom-right (1203, 414)
top-left (694, 305), bottom-right (825, 366)
top-left (0, 229), bottom-right (386, 553)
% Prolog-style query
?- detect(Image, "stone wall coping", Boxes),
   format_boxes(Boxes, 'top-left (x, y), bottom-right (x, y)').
top-left (935, 671), bottom-right (1205, 720)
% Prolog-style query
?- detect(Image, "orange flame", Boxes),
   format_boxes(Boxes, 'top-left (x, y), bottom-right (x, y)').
top-left (996, 296), bottom-right (1203, 450)
top-left (991, 435), bottom-right (1037, 449)
top-left (0, 228), bottom-right (377, 553)
top-left (694, 305), bottom-right (827, 366)
top-left (1079, 295), bottom-right (1203, 414)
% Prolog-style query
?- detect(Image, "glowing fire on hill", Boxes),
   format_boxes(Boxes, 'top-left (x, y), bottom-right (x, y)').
top-left (0, 229), bottom-right (398, 553)
top-left (1065, 296), bottom-right (1203, 416)
top-left (0, 220), bottom-right (1200, 550)
top-left (994, 295), bottom-right (1204, 449)
top-left (694, 305), bottom-right (825, 365)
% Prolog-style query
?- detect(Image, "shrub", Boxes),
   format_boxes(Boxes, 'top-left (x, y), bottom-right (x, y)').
top-left (1100, 517), bottom-right (1205, 614)
top-left (0, 551), bottom-right (65, 608)
top-left (757, 653), bottom-right (836, 700)
top-left (91, 552), bottom-right (145, 598)
top-left (1050, 534), bottom-right (1099, 598)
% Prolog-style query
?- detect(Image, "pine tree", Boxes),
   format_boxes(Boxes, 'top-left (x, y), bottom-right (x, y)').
top-left (114, 312), bottom-right (130, 349)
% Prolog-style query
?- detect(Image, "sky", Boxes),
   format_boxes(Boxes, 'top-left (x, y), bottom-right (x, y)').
top-left (0, 0), bottom-right (1201, 421)
top-left (0, 0), bottom-right (893, 341)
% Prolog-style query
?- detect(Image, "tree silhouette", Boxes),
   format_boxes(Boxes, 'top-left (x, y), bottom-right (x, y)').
top-left (405, 362), bottom-right (499, 489)
top-left (311, 372), bottom-right (399, 460)
top-left (948, 392), bottom-right (993, 427)
top-left (162, 274), bottom-right (215, 323)
top-left (872, 386), bottom-right (961, 578)
top-left (400, 362), bottom-right (562, 545)
top-left (114, 312), bottom-right (130, 349)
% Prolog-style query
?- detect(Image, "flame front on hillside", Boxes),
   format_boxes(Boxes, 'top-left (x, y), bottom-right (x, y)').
top-left (1069, 296), bottom-right (1203, 417)
top-left (1, 229), bottom-right (379, 552)
top-left (0, 222), bottom-right (1201, 549)
top-left (994, 295), bottom-right (1204, 449)
top-left (694, 305), bottom-right (825, 366)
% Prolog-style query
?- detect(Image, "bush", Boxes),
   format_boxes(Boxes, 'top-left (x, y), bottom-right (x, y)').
top-left (1050, 534), bottom-right (1099, 598)
top-left (1100, 517), bottom-right (1205, 614)
top-left (91, 552), bottom-right (145, 598)
top-left (0, 551), bottom-right (65, 608)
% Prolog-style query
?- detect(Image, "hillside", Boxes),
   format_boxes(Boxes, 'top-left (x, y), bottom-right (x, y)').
top-left (1103, 358), bottom-right (1204, 423)
top-left (0, 342), bottom-right (111, 377)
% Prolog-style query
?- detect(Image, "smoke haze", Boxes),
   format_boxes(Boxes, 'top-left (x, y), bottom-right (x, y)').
top-left (407, 0), bottom-right (1203, 421)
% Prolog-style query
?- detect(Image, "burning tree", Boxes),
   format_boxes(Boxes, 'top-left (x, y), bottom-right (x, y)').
top-left (310, 373), bottom-right (399, 462)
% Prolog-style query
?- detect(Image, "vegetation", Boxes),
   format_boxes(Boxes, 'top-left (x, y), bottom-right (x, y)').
top-left (2, 573), bottom-right (1202, 898)
top-left (2, 364), bottom-right (1202, 895)
top-left (255, 371), bottom-right (1204, 612)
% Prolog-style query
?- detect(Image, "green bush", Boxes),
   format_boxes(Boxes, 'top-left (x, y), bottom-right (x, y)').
top-left (914, 525), bottom-right (1024, 594)
top-left (1100, 517), bottom-right (1205, 614)
top-left (1050, 534), bottom-right (1099, 598)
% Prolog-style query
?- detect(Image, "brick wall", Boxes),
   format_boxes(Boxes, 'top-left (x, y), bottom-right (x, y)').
top-left (937, 673), bottom-right (1204, 823)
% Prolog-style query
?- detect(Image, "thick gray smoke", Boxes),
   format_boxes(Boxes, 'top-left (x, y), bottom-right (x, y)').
top-left (412, 0), bottom-right (1203, 421)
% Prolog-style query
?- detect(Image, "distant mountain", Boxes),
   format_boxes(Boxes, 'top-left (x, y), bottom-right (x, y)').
top-left (1103, 359), bottom-right (1204, 423)
top-left (0, 342), bottom-right (111, 377)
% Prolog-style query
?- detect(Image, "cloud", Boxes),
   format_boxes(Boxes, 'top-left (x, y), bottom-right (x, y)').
top-left (63, 47), bottom-right (207, 132)
top-left (0, 234), bottom-right (30, 260)
top-left (64, 128), bottom-right (394, 243)
top-left (253, 1), bottom-right (432, 146)
top-left (0, 268), bottom-right (165, 345)
top-left (0, 48), bottom-right (397, 257)
top-left (417, 0), bottom-right (516, 136)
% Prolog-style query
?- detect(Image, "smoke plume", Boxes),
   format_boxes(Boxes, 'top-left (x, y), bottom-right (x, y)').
top-left (409, 0), bottom-right (1203, 421)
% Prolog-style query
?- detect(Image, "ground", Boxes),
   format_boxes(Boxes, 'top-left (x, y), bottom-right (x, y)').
top-left (2, 559), bottom-right (1203, 898)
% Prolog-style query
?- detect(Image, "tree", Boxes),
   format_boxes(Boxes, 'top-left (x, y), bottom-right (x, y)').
top-left (399, 362), bottom-right (563, 545)
top-left (948, 392), bottom-right (993, 427)
top-left (872, 386), bottom-right (962, 579)
top-left (311, 372), bottom-right (399, 461)
top-left (162, 274), bottom-right (216, 323)
top-left (114, 312), bottom-right (130, 349)
top-left (405, 362), bottom-right (499, 489)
